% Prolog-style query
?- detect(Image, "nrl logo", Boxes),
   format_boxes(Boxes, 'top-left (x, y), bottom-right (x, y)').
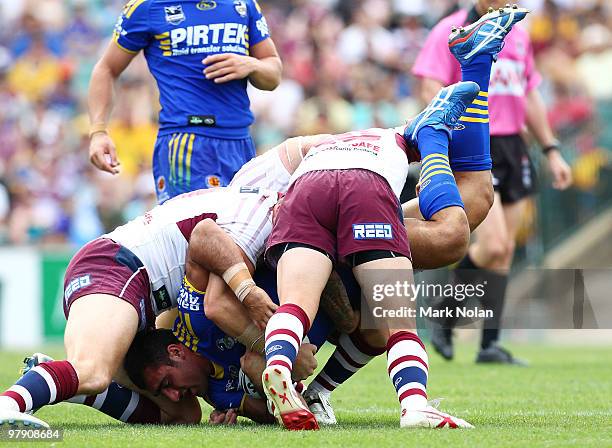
top-left (164, 5), bottom-right (186, 25)
top-left (234, 0), bottom-right (247, 17)
top-left (197, 1), bottom-right (216, 10)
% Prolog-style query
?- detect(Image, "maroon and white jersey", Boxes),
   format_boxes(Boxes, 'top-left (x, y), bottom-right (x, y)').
top-left (229, 148), bottom-right (292, 193)
top-left (104, 187), bottom-right (278, 316)
top-left (290, 128), bottom-right (409, 198)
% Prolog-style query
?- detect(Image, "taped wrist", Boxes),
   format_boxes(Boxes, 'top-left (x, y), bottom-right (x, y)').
top-left (222, 262), bottom-right (256, 302)
top-left (236, 323), bottom-right (265, 353)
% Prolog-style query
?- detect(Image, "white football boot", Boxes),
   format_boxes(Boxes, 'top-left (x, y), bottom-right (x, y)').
top-left (401, 401), bottom-right (474, 429)
top-left (303, 388), bottom-right (337, 425)
top-left (0, 408), bottom-right (50, 429)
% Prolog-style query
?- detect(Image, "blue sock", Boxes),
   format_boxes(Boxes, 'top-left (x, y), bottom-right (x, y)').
top-left (417, 127), bottom-right (464, 220)
top-left (450, 54), bottom-right (493, 171)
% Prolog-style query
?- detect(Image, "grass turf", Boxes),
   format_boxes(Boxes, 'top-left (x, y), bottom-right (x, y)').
top-left (1, 343), bottom-right (611, 447)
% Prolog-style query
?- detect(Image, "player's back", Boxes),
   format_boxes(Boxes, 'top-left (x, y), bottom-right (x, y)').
top-left (105, 187), bottom-right (278, 315)
top-left (290, 128), bottom-right (410, 198)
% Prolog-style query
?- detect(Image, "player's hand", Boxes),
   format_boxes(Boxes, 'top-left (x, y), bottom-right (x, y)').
top-left (547, 149), bottom-right (573, 190)
top-left (89, 132), bottom-right (120, 175)
top-left (242, 286), bottom-right (278, 330)
top-left (292, 343), bottom-right (318, 381)
top-left (203, 53), bottom-right (257, 84)
top-left (209, 408), bottom-right (238, 425)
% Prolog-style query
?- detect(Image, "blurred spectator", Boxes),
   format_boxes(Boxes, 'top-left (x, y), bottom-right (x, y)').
top-left (0, 0), bottom-right (609, 247)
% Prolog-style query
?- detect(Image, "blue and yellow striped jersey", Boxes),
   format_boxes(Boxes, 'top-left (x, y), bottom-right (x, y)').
top-left (113, 0), bottom-right (271, 139)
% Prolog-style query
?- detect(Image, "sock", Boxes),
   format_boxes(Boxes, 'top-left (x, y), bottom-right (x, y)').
top-left (436, 253), bottom-right (480, 331)
top-left (68, 382), bottom-right (162, 424)
top-left (480, 270), bottom-right (509, 349)
top-left (386, 332), bottom-right (429, 412)
top-left (450, 54), bottom-right (493, 170)
top-left (417, 127), bottom-right (464, 220)
top-left (0, 361), bottom-right (78, 413)
top-left (308, 330), bottom-right (385, 396)
top-left (265, 304), bottom-right (311, 374)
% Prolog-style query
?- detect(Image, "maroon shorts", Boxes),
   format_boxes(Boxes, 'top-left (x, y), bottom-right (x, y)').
top-left (63, 238), bottom-right (154, 331)
top-left (267, 169), bottom-right (410, 264)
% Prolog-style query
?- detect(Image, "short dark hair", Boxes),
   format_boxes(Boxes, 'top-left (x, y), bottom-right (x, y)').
top-left (124, 329), bottom-right (179, 390)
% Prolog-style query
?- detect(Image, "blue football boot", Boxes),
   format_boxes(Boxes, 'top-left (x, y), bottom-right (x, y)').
top-left (449, 4), bottom-right (529, 64)
top-left (404, 81), bottom-right (480, 145)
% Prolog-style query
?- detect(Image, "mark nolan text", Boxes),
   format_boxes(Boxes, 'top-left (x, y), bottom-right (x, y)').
top-left (372, 306), bottom-right (493, 319)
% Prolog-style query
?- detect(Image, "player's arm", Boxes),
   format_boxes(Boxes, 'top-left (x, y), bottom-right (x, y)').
top-left (88, 43), bottom-right (137, 174)
top-left (189, 218), bottom-right (277, 330)
top-left (525, 89), bottom-right (572, 190)
top-left (202, 38), bottom-right (282, 90)
top-left (320, 271), bottom-right (360, 334)
top-left (239, 396), bottom-right (276, 424)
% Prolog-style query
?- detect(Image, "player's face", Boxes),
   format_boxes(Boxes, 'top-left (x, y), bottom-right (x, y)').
top-left (143, 348), bottom-right (209, 402)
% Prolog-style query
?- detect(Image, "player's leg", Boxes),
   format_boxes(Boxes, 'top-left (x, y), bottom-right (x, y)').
top-left (0, 293), bottom-right (139, 429)
top-left (261, 172), bottom-right (338, 430)
top-left (473, 195), bottom-right (529, 364)
top-left (262, 247), bottom-right (332, 430)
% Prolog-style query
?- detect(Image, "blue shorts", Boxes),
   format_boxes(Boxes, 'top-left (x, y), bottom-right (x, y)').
top-left (153, 133), bottom-right (256, 203)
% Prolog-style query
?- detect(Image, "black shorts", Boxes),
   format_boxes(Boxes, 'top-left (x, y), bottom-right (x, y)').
top-left (491, 135), bottom-right (537, 204)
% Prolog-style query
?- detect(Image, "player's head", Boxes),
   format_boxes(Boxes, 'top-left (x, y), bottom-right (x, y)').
top-left (124, 329), bottom-right (209, 402)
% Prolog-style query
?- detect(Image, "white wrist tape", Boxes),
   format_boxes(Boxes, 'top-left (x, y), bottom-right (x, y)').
top-left (222, 262), bottom-right (256, 302)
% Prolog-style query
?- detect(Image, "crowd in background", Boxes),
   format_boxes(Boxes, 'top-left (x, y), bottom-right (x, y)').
top-left (0, 0), bottom-right (610, 248)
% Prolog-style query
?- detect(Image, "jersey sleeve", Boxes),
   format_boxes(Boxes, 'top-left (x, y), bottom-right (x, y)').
top-left (208, 380), bottom-right (246, 410)
top-left (412, 21), bottom-right (459, 86)
top-left (248, 0), bottom-right (270, 47)
top-left (113, 0), bottom-right (152, 54)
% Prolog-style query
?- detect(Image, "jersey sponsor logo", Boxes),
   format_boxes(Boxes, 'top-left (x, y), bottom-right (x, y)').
top-left (177, 287), bottom-right (202, 311)
top-left (169, 23), bottom-right (249, 56)
top-left (165, 5), bottom-right (186, 25)
top-left (188, 115), bottom-right (216, 127)
top-left (153, 285), bottom-right (172, 311)
top-left (233, 0), bottom-right (247, 17)
top-left (239, 186), bottom-right (260, 194)
top-left (265, 344), bottom-right (283, 355)
top-left (206, 175), bottom-right (221, 188)
top-left (394, 376), bottom-right (403, 388)
top-left (216, 335), bottom-right (237, 351)
top-left (256, 17), bottom-right (269, 38)
top-left (353, 223), bottom-right (393, 240)
top-left (453, 124), bottom-right (466, 131)
top-left (489, 58), bottom-right (527, 97)
top-left (64, 275), bottom-right (92, 302)
top-left (197, 0), bottom-right (217, 10)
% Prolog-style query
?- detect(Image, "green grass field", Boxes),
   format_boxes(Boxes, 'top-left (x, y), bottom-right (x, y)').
top-left (1, 343), bottom-right (611, 447)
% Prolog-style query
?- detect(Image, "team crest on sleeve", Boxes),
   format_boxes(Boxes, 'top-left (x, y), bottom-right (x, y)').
top-left (206, 175), bottom-right (222, 188)
top-left (197, 0), bottom-right (217, 10)
top-left (233, 0), bottom-right (247, 17)
top-left (165, 5), bottom-right (186, 25)
top-left (353, 223), bottom-right (393, 240)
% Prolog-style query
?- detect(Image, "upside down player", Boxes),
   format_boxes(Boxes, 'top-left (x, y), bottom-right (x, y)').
top-left (413, 0), bottom-right (572, 365)
top-left (257, 7), bottom-right (529, 431)
top-left (0, 187), bottom-right (280, 429)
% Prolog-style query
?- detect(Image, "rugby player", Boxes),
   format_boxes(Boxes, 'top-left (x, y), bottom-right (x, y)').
top-left (257, 7), bottom-right (529, 431)
top-left (88, 0), bottom-right (281, 203)
top-left (412, 0), bottom-right (572, 363)
top-left (0, 187), bottom-right (280, 429)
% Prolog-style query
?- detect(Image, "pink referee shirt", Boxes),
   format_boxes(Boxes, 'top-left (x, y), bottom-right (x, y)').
top-left (412, 9), bottom-right (541, 136)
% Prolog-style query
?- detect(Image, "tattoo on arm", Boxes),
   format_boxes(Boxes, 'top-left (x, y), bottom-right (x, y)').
top-left (320, 271), bottom-right (356, 334)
